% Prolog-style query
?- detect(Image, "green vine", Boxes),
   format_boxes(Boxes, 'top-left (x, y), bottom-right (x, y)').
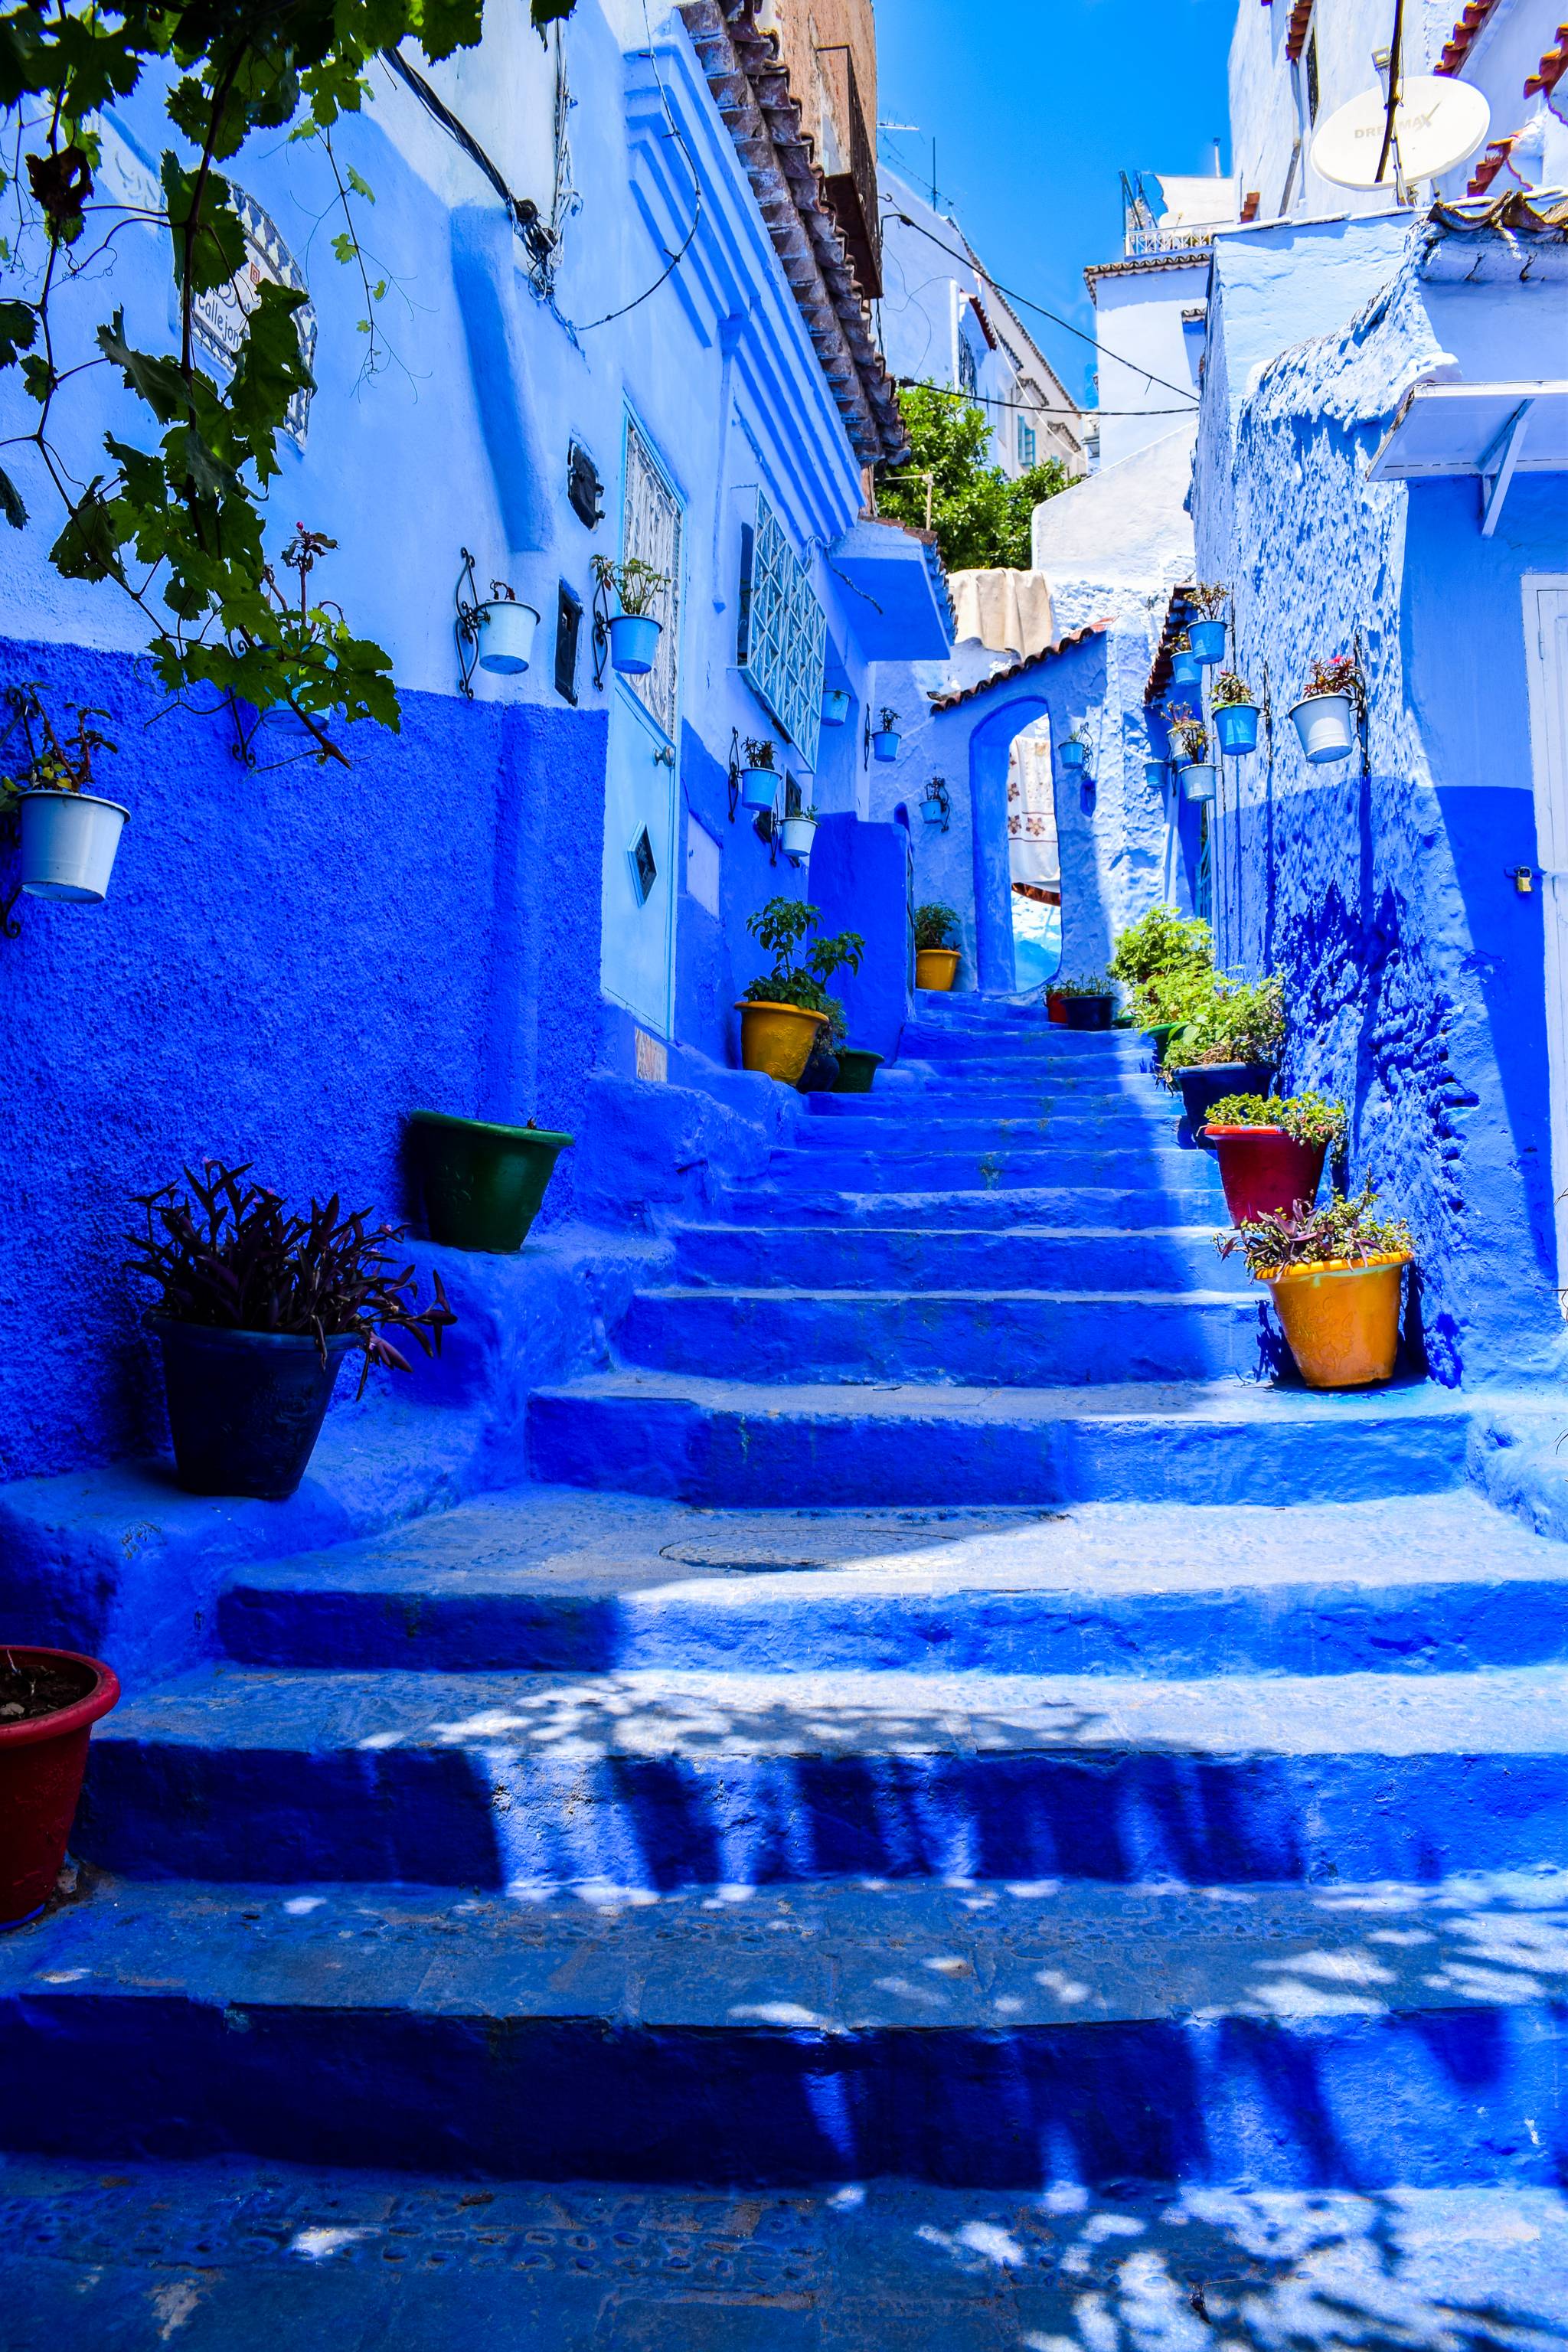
top-left (0, 2), bottom-right (573, 764)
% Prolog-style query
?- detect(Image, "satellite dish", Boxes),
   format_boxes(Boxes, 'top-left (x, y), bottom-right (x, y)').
top-left (1311, 75), bottom-right (1490, 189)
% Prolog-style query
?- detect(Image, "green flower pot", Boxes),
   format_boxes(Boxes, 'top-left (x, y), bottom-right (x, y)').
top-left (1143, 1021), bottom-right (1180, 1065)
top-left (833, 1050), bottom-right (884, 1093)
top-left (409, 1112), bottom-right (573, 1253)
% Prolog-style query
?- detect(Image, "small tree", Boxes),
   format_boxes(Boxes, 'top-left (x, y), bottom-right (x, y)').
top-left (877, 387), bottom-right (1068, 573)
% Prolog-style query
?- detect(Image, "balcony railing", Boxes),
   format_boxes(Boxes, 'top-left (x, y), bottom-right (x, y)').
top-left (815, 44), bottom-right (881, 299)
top-left (1125, 227), bottom-right (1217, 260)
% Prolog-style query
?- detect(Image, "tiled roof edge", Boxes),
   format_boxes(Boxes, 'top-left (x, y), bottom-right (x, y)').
top-left (926, 618), bottom-right (1112, 713)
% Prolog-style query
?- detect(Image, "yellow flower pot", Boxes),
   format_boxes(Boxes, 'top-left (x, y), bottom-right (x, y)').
top-left (1264, 1254), bottom-right (1410, 1390)
top-left (916, 948), bottom-right (961, 991)
top-left (737, 999), bottom-right (828, 1085)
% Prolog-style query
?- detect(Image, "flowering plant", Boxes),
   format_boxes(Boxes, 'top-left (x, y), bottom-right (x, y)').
top-left (1187, 583), bottom-right (1230, 619)
top-left (1217, 1181), bottom-right (1412, 1280)
top-left (1211, 669), bottom-right (1256, 708)
top-left (1304, 655), bottom-right (1358, 699)
top-left (1171, 719), bottom-right (1210, 766)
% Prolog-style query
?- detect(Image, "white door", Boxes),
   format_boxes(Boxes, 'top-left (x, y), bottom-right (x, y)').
top-left (600, 416), bottom-right (682, 1035)
top-left (1524, 576), bottom-right (1568, 1295)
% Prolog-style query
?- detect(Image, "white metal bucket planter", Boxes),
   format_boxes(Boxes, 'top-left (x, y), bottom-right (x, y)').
top-left (780, 814), bottom-right (816, 861)
top-left (19, 791), bottom-right (129, 901)
top-left (1178, 762), bottom-right (1217, 804)
top-left (476, 599), bottom-right (541, 675)
top-left (1289, 692), bottom-right (1355, 764)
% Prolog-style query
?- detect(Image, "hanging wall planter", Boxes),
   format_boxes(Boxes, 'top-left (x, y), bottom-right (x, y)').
top-left (1059, 737), bottom-right (1088, 771)
top-left (822, 688), bottom-right (851, 727)
top-left (780, 812), bottom-right (817, 861)
top-left (0, 1647), bottom-right (120, 1927)
top-left (1214, 701), bottom-right (1259, 756)
top-left (1144, 759), bottom-right (1168, 792)
top-left (1288, 692), bottom-right (1355, 763)
top-left (410, 1110), bottom-right (573, 1254)
top-left (1170, 641), bottom-right (1201, 687)
top-left (593, 554), bottom-right (670, 681)
top-left (609, 613), bottom-right (661, 677)
top-left (872, 707), bottom-right (901, 763)
top-left (1179, 762), bottom-right (1217, 803)
top-left (1190, 618), bottom-right (1226, 665)
top-left (476, 597), bottom-right (541, 675)
top-left (19, 790), bottom-right (130, 902)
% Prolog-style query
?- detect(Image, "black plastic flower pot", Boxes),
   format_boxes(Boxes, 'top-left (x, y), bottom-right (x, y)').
top-left (1061, 995), bottom-right (1113, 1031)
top-left (153, 1321), bottom-right (355, 1501)
top-left (833, 1050), bottom-right (884, 1093)
top-left (409, 1111), bottom-right (573, 1253)
top-left (1175, 1060), bottom-right (1276, 1148)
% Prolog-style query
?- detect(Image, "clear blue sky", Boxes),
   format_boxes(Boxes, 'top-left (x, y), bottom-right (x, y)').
top-left (876, 0), bottom-right (1236, 403)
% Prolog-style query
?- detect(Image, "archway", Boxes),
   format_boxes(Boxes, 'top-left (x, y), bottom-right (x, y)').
top-left (1006, 714), bottom-right (1060, 991)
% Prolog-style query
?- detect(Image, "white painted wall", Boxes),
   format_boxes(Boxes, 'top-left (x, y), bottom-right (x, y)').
top-left (1089, 261), bottom-right (1208, 469)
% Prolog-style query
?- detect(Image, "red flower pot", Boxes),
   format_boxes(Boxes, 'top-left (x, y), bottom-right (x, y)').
top-left (1207, 1125), bottom-right (1327, 1227)
top-left (0, 1647), bottom-right (119, 1928)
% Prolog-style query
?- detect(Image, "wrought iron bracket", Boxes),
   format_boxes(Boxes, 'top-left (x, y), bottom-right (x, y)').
top-left (455, 550), bottom-right (522, 699)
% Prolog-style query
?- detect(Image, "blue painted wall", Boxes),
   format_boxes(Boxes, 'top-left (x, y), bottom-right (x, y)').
top-left (1193, 212), bottom-right (1567, 1385)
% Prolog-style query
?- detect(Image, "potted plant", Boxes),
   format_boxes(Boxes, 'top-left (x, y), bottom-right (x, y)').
top-left (1203, 1089), bottom-right (1344, 1226)
top-left (737, 897), bottom-right (864, 1084)
top-left (1218, 1182), bottom-right (1413, 1390)
top-left (1169, 632), bottom-right (1201, 688)
top-left (1050, 972), bottom-right (1116, 1031)
top-left (740, 737), bottom-right (779, 812)
top-left (1212, 668), bottom-right (1260, 756)
top-left (822, 687), bottom-right (851, 727)
top-left (914, 902), bottom-right (962, 990)
top-left (2, 689), bottom-right (129, 903)
top-left (1186, 583), bottom-right (1229, 666)
top-left (0, 1646), bottom-right (120, 1927)
top-left (780, 802), bottom-right (818, 861)
top-left (1058, 727), bottom-right (1089, 772)
top-left (592, 554), bottom-right (670, 676)
top-left (1144, 758), bottom-right (1168, 793)
top-left (1171, 719), bottom-right (1216, 802)
top-left (1289, 654), bottom-right (1359, 764)
top-left (1161, 973), bottom-right (1285, 1137)
top-left (475, 587), bottom-right (541, 675)
top-left (409, 1112), bottom-right (573, 1253)
top-left (872, 707), bottom-right (901, 762)
top-left (129, 1161), bottom-right (456, 1501)
top-left (833, 1047), bottom-right (883, 1093)
top-left (1111, 906), bottom-right (1214, 1063)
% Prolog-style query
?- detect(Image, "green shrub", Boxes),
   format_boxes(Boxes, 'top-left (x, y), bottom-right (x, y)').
top-left (914, 903), bottom-right (960, 951)
top-left (1109, 906), bottom-right (1212, 988)
top-left (1204, 1090), bottom-right (1345, 1148)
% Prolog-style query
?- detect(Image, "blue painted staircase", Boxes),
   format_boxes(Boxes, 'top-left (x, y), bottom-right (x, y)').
top-left (5, 995), bottom-right (1568, 2334)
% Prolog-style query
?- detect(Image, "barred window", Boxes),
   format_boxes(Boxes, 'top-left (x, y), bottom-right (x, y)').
top-left (622, 415), bottom-right (681, 740)
top-left (737, 491), bottom-right (826, 768)
top-left (1018, 419), bottom-right (1037, 467)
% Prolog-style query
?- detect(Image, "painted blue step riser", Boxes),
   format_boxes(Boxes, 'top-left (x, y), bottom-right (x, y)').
top-left (765, 1153), bottom-right (1224, 1191)
top-left (616, 1291), bottom-right (1266, 1386)
top-left (795, 1116), bottom-right (1191, 1149)
top-left (724, 1187), bottom-right (1223, 1230)
top-left (220, 1579), bottom-right (1568, 1680)
top-left (527, 1393), bottom-right (1468, 1508)
top-left (1, 2004), bottom-right (1557, 2189)
top-left (672, 1228), bottom-right (1250, 1292)
top-left (76, 1745), bottom-right (1568, 1886)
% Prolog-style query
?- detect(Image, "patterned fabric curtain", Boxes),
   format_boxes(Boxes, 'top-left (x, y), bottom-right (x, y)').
top-left (1008, 727), bottom-right (1059, 893)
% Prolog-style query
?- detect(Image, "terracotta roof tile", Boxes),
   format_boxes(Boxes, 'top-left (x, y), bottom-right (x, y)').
top-left (1436, 0), bottom-right (1503, 76)
top-left (1524, 26), bottom-right (1568, 96)
top-left (926, 619), bottom-right (1112, 714)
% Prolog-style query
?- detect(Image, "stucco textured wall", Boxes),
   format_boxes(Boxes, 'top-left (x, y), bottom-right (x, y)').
top-left (1194, 220), bottom-right (1566, 1386)
top-left (0, 635), bottom-right (606, 1483)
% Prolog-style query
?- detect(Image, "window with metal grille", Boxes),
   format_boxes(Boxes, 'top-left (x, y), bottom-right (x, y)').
top-left (957, 332), bottom-right (978, 398)
top-left (622, 415), bottom-right (681, 740)
top-left (737, 491), bottom-right (826, 769)
top-left (1018, 419), bottom-right (1037, 468)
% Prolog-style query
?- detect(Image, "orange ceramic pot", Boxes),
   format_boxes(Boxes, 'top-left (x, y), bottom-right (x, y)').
top-left (916, 948), bottom-right (961, 991)
top-left (1265, 1253), bottom-right (1410, 1390)
top-left (737, 999), bottom-right (827, 1085)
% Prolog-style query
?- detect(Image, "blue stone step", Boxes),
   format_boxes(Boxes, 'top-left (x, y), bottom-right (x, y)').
top-left (721, 1184), bottom-right (1223, 1229)
top-left (2, 1873), bottom-right (1564, 2188)
top-left (763, 1146), bottom-right (1223, 1192)
top-left (80, 1660), bottom-right (1568, 1889)
top-left (616, 1286), bottom-right (1262, 1385)
top-left (793, 1112), bottom-right (1184, 1149)
top-left (217, 1489), bottom-right (1568, 1678)
top-left (7, 2161), bottom-right (1566, 2345)
top-left (527, 1370), bottom-right (1473, 1506)
top-left (671, 1223), bottom-right (1247, 1292)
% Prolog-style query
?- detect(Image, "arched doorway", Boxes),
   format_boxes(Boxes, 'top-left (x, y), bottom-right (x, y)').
top-left (1006, 714), bottom-right (1060, 991)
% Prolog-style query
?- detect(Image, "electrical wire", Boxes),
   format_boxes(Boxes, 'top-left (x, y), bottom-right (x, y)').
top-left (880, 207), bottom-right (1203, 407)
top-left (897, 375), bottom-right (1196, 421)
top-left (575, 8), bottom-right (701, 332)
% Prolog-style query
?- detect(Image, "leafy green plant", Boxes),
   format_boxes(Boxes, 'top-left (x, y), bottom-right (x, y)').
top-left (1171, 719), bottom-right (1210, 766)
top-left (1109, 906), bottom-right (1212, 988)
top-left (1132, 962), bottom-right (1220, 1031)
top-left (1212, 668), bottom-right (1255, 708)
top-left (743, 897), bottom-right (864, 1042)
top-left (742, 737), bottom-right (776, 771)
top-left (1305, 654), bottom-right (1358, 699)
top-left (1171, 631), bottom-right (1192, 654)
top-left (128, 1160), bottom-right (456, 1396)
top-left (876, 385), bottom-right (1069, 571)
top-left (914, 902), bottom-right (959, 951)
top-left (1217, 1181), bottom-right (1413, 1280)
top-left (0, 0), bottom-right (529, 758)
top-left (1161, 973), bottom-right (1285, 1085)
top-left (1187, 583), bottom-right (1229, 619)
top-left (0, 682), bottom-right (115, 804)
top-left (592, 554), bottom-right (669, 619)
top-left (1204, 1090), bottom-right (1346, 1148)
top-left (877, 707), bottom-right (900, 734)
top-left (1049, 971), bottom-right (1113, 998)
